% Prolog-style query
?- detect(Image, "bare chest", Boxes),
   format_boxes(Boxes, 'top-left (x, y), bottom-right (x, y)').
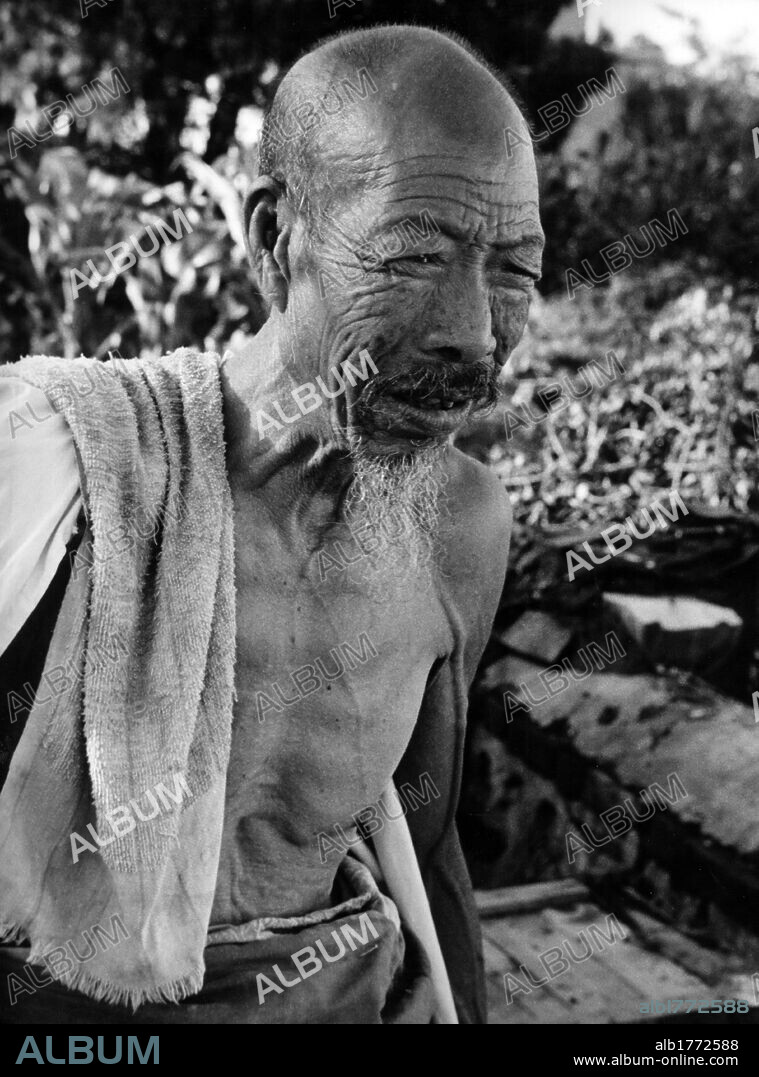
top-left (229, 520), bottom-right (449, 816)
top-left (209, 493), bottom-right (453, 922)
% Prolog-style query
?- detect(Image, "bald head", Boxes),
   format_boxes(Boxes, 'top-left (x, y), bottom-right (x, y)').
top-left (258, 25), bottom-right (529, 231)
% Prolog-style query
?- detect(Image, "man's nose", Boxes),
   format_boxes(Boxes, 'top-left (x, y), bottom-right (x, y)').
top-left (422, 267), bottom-right (496, 365)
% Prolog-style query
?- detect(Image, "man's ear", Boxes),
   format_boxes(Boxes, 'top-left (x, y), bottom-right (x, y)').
top-left (243, 176), bottom-right (291, 314)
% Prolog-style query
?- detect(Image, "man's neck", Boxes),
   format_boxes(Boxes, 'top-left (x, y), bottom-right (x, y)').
top-left (218, 321), bottom-right (354, 546)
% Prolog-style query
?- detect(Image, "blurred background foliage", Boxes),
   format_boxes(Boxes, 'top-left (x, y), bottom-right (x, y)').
top-left (1, 0), bottom-right (758, 527)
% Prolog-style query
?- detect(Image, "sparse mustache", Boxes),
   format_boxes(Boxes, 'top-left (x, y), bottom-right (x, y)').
top-left (363, 360), bottom-right (500, 410)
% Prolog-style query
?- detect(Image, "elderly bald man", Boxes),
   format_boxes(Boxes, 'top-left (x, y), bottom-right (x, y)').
top-left (0, 25), bottom-right (543, 1024)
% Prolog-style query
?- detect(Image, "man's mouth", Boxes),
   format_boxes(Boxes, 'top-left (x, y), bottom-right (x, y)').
top-left (351, 359), bottom-right (499, 442)
top-left (361, 388), bottom-right (475, 439)
top-left (387, 385), bottom-right (474, 412)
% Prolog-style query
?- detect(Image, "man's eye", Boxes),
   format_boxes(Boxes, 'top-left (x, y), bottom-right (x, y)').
top-left (380, 253), bottom-right (440, 272)
top-left (495, 263), bottom-right (540, 285)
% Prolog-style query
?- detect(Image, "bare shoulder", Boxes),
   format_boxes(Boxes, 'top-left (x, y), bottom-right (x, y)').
top-left (439, 447), bottom-right (513, 592)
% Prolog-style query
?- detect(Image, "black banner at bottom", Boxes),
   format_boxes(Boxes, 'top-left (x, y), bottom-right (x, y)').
top-left (2, 1019), bottom-right (759, 1071)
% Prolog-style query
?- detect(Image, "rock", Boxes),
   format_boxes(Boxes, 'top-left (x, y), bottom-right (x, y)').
top-left (497, 610), bottom-right (574, 664)
top-left (489, 657), bottom-right (759, 855)
top-left (603, 593), bottom-right (742, 671)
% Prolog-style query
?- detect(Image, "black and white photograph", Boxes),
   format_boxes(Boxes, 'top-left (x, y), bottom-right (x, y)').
top-left (1, 0), bottom-right (759, 1056)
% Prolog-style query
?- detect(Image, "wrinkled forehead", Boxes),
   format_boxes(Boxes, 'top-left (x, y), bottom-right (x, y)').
top-left (322, 74), bottom-right (536, 204)
top-left (368, 140), bottom-right (538, 218)
top-left (325, 131), bottom-right (541, 247)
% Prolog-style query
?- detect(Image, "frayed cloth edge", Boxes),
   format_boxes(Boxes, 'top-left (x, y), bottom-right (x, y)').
top-left (53, 965), bottom-right (205, 1013)
top-left (2, 919), bottom-right (204, 1012)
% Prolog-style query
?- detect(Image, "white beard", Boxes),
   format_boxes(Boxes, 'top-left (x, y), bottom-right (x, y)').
top-left (343, 441), bottom-right (448, 588)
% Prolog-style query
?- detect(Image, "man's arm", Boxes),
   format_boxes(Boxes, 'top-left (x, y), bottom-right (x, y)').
top-left (0, 377), bottom-right (82, 787)
top-left (0, 377), bottom-right (82, 656)
top-left (394, 454), bottom-right (513, 1024)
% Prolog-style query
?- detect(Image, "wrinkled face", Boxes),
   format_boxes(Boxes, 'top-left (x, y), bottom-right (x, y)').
top-left (280, 87), bottom-right (544, 457)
